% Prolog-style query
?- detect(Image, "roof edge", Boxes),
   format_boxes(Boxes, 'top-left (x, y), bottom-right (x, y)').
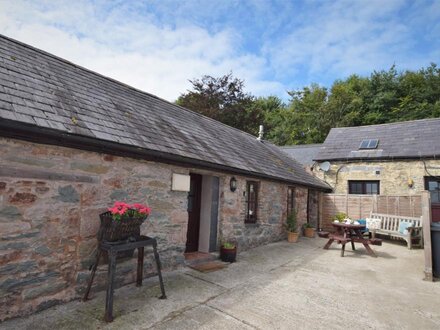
top-left (281, 144), bottom-right (322, 149)
top-left (313, 155), bottom-right (440, 162)
top-left (0, 120), bottom-right (331, 191)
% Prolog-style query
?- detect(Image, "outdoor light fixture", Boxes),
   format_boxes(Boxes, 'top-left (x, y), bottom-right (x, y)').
top-left (230, 177), bottom-right (237, 192)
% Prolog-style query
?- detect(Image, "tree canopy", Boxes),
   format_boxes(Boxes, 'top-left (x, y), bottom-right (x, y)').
top-left (176, 64), bottom-right (440, 146)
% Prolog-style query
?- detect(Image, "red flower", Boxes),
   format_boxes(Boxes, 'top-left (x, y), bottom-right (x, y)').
top-left (108, 201), bottom-right (151, 220)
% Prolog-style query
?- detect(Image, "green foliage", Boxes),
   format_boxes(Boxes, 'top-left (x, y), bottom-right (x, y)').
top-left (285, 212), bottom-right (298, 233)
top-left (176, 73), bottom-right (258, 135)
top-left (333, 212), bottom-right (348, 222)
top-left (302, 223), bottom-right (314, 229)
top-left (176, 64), bottom-right (440, 145)
top-left (222, 242), bottom-right (236, 249)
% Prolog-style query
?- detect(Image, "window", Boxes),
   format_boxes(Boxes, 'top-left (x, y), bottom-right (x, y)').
top-left (245, 181), bottom-right (258, 223)
top-left (425, 177), bottom-right (440, 203)
top-left (287, 186), bottom-right (295, 217)
top-left (348, 180), bottom-right (380, 195)
top-left (359, 139), bottom-right (379, 149)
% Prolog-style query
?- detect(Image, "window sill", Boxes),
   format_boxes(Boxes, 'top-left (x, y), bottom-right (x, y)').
top-left (244, 222), bottom-right (259, 228)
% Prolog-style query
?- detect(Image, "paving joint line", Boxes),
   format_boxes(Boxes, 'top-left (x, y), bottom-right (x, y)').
top-left (183, 272), bottom-right (229, 289)
top-left (145, 287), bottom-right (230, 328)
top-left (206, 304), bottom-right (260, 329)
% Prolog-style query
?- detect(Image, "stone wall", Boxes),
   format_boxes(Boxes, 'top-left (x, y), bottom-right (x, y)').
top-left (0, 137), bottom-right (317, 320)
top-left (219, 178), bottom-right (309, 250)
top-left (0, 137), bottom-right (191, 320)
top-left (314, 159), bottom-right (440, 195)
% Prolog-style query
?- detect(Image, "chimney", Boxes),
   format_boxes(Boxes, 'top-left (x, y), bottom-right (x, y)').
top-left (257, 125), bottom-right (264, 141)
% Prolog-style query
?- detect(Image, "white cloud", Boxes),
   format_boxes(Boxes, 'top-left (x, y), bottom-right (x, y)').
top-left (0, 0), bottom-right (284, 101)
top-left (0, 0), bottom-right (437, 100)
top-left (264, 0), bottom-right (437, 87)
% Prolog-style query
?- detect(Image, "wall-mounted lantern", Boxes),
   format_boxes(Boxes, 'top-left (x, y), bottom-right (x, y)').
top-left (407, 178), bottom-right (414, 188)
top-left (230, 177), bottom-right (237, 192)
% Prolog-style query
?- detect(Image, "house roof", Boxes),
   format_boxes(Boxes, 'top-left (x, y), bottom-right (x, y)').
top-left (315, 118), bottom-right (440, 162)
top-left (0, 35), bottom-right (330, 191)
top-left (281, 144), bottom-right (322, 167)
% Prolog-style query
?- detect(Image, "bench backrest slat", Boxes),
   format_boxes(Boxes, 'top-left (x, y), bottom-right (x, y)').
top-left (369, 212), bottom-right (422, 231)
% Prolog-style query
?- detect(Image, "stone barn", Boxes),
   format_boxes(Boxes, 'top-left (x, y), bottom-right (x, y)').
top-left (0, 35), bottom-right (330, 320)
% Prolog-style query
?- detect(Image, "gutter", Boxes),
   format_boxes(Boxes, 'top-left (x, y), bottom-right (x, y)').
top-left (0, 120), bottom-right (331, 192)
top-left (314, 155), bottom-right (440, 162)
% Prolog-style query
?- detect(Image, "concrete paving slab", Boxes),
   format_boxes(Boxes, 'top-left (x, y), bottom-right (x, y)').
top-left (1, 237), bottom-right (439, 329)
top-left (152, 305), bottom-right (254, 330)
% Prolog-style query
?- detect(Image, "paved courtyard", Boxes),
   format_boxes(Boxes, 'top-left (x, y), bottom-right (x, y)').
top-left (1, 237), bottom-right (439, 329)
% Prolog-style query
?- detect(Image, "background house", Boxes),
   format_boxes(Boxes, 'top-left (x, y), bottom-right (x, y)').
top-left (0, 35), bottom-right (329, 320)
top-left (281, 144), bottom-right (322, 170)
top-left (312, 118), bottom-right (440, 222)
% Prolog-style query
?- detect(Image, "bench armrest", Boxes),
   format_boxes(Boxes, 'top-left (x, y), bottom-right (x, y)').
top-left (407, 226), bottom-right (422, 231)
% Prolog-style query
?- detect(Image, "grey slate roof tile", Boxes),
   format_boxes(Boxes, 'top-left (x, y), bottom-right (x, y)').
top-left (315, 118), bottom-right (440, 161)
top-left (0, 34), bottom-right (329, 190)
top-left (281, 144), bottom-right (322, 167)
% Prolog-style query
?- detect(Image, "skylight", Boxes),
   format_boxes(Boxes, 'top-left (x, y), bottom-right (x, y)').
top-left (359, 139), bottom-right (379, 149)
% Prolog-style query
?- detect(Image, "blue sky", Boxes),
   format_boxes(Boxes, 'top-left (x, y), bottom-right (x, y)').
top-left (0, 0), bottom-right (439, 101)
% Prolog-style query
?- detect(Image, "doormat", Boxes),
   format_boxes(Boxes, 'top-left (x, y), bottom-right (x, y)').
top-left (188, 261), bottom-right (228, 273)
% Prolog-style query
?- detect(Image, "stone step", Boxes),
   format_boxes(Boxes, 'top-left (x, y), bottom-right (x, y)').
top-left (184, 252), bottom-right (218, 266)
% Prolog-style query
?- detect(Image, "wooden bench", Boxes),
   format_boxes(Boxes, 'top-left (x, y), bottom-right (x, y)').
top-left (325, 233), bottom-right (351, 257)
top-left (367, 212), bottom-right (423, 249)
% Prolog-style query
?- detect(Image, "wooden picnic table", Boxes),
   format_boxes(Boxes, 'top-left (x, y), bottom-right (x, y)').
top-left (323, 222), bottom-right (382, 257)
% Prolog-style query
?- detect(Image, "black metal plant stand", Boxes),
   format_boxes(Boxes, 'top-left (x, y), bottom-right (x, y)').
top-left (83, 235), bottom-right (167, 322)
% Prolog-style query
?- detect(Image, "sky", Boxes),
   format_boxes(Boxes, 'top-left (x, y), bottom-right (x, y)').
top-left (0, 0), bottom-right (439, 102)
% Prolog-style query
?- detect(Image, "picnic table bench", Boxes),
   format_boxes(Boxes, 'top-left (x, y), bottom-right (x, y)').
top-left (324, 222), bottom-right (382, 257)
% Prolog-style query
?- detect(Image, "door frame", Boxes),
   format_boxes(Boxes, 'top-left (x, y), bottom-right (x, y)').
top-left (185, 173), bottom-right (202, 253)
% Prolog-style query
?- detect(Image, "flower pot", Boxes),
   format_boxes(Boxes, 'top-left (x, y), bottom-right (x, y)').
top-left (287, 231), bottom-right (299, 243)
top-left (220, 246), bottom-right (237, 262)
top-left (99, 211), bottom-right (146, 242)
top-left (304, 228), bottom-right (315, 238)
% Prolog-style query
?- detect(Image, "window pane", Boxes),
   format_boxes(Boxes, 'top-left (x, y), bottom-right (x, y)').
top-left (349, 182), bottom-right (362, 194)
top-left (349, 181), bottom-right (379, 195)
top-left (287, 187), bottom-right (295, 216)
top-left (360, 140), bottom-right (369, 149)
top-left (368, 139), bottom-right (378, 148)
top-left (246, 181), bottom-right (258, 223)
top-left (431, 191), bottom-right (440, 203)
top-left (366, 183), bottom-right (372, 194)
top-left (428, 181), bottom-right (439, 191)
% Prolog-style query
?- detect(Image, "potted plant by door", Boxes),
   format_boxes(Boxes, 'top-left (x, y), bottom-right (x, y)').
top-left (285, 212), bottom-right (299, 243)
top-left (303, 223), bottom-right (316, 238)
top-left (220, 242), bottom-right (237, 262)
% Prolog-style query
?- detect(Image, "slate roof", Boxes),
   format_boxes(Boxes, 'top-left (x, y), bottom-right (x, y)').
top-left (315, 118), bottom-right (440, 161)
top-left (0, 35), bottom-right (329, 190)
top-left (281, 144), bottom-right (322, 167)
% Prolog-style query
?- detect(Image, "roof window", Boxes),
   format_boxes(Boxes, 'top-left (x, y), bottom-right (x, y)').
top-left (359, 139), bottom-right (379, 149)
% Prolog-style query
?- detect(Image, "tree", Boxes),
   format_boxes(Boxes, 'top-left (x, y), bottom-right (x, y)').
top-left (175, 73), bottom-right (260, 134)
top-left (176, 64), bottom-right (440, 146)
top-left (286, 84), bottom-right (329, 144)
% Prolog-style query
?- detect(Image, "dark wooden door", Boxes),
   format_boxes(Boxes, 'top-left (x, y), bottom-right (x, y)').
top-left (425, 177), bottom-right (440, 222)
top-left (186, 173), bottom-right (202, 252)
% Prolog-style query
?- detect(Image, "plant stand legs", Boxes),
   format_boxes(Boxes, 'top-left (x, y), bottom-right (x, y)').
top-left (83, 250), bottom-right (102, 301)
top-left (153, 240), bottom-right (167, 299)
top-left (136, 247), bottom-right (144, 287)
top-left (83, 236), bottom-right (167, 322)
top-left (104, 251), bottom-right (117, 322)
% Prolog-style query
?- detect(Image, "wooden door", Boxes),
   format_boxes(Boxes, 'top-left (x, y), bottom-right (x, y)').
top-left (186, 173), bottom-right (202, 252)
top-left (425, 177), bottom-right (440, 222)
